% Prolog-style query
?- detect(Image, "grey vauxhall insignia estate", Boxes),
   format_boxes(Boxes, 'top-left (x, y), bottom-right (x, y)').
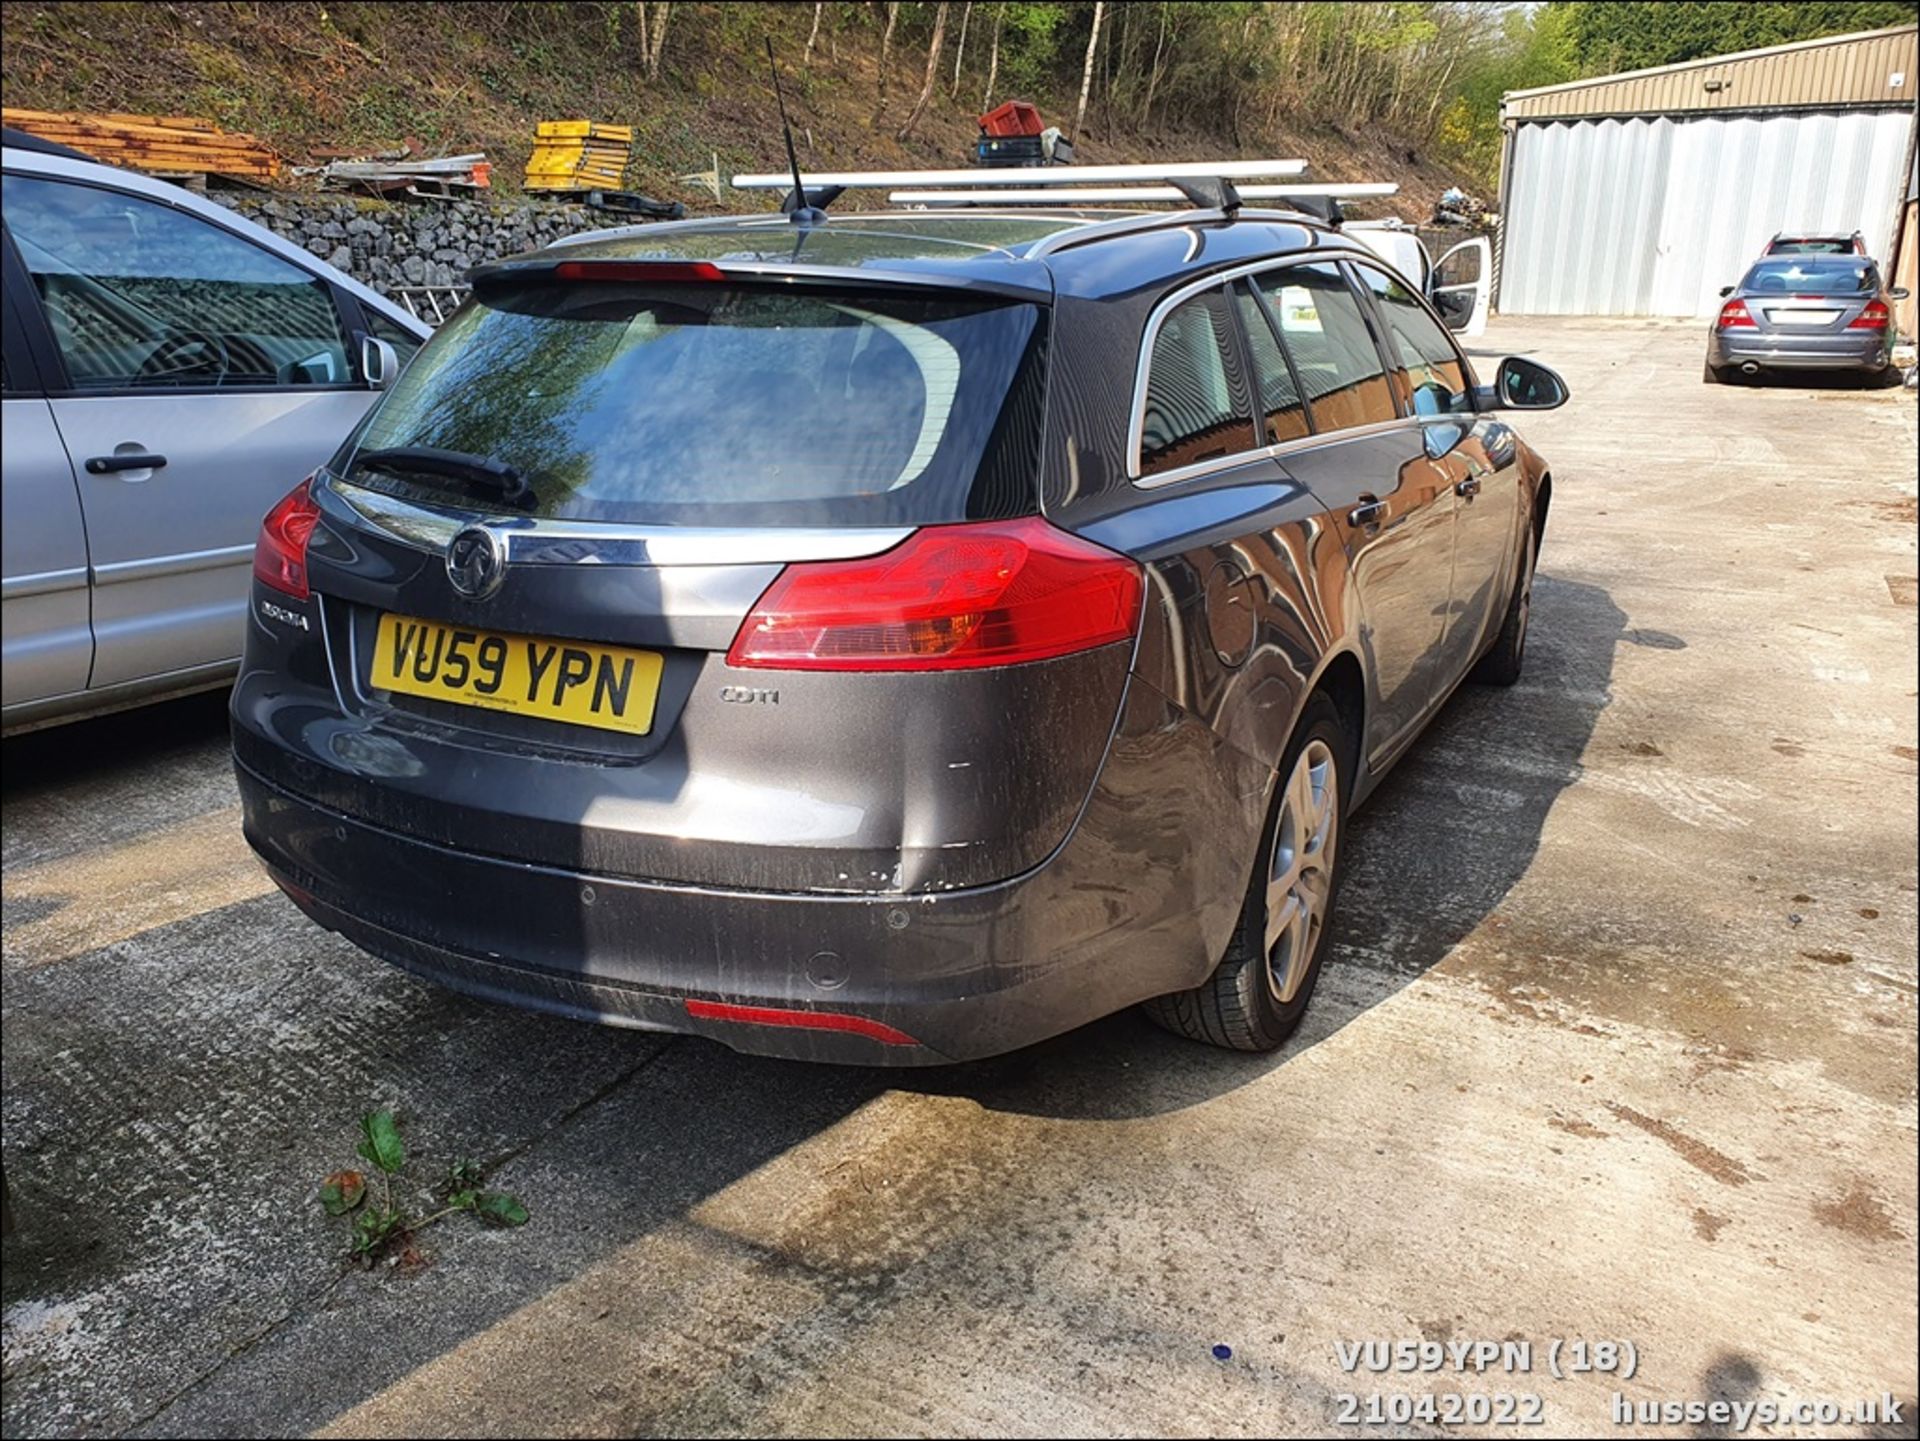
top-left (232, 206), bottom-right (1566, 1064)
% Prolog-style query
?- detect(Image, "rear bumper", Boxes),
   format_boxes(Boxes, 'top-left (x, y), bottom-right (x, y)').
top-left (234, 674), bottom-right (1263, 1064)
top-left (1709, 332), bottom-right (1887, 370)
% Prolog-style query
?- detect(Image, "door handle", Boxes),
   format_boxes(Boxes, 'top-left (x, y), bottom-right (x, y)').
top-left (85, 452), bottom-right (168, 475)
top-left (1455, 476), bottom-right (1482, 498)
top-left (1349, 500), bottom-right (1388, 527)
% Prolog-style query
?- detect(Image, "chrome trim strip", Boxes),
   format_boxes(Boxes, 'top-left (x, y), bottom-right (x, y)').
top-left (90, 544), bottom-right (254, 585)
top-left (1, 565), bottom-right (89, 600)
top-left (1131, 417), bottom-right (1424, 492)
top-left (1121, 247), bottom-right (1413, 491)
top-left (325, 477), bottom-right (915, 567)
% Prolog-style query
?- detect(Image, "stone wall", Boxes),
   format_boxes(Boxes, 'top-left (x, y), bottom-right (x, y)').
top-left (207, 192), bottom-right (642, 297)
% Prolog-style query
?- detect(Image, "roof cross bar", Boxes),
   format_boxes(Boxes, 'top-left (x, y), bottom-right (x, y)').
top-left (734, 157), bottom-right (1310, 211)
top-left (888, 182), bottom-right (1399, 208)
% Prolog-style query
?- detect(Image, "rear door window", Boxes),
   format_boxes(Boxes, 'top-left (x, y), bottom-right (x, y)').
top-left (1138, 288), bottom-right (1256, 478)
top-left (2, 174), bottom-right (352, 390)
top-left (1349, 261), bottom-right (1472, 416)
top-left (1251, 264), bottom-right (1398, 432)
top-left (339, 282), bottom-right (1047, 527)
top-left (1233, 281), bottom-right (1311, 444)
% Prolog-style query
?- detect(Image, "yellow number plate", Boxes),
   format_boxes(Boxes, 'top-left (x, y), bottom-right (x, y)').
top-left (371, 613), bottom-right (664, 736)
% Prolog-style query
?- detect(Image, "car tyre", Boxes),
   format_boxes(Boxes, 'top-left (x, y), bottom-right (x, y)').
top-left (1471, 523), bottom-right (1536, 688)
top-left (1702, 360), bottom-right (1736, 385)
top-left (1142, 692), bottom-right (1352, 1053)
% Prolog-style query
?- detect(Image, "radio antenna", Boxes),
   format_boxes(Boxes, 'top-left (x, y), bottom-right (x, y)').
top-left (766, 39), bottom-right (827, 227)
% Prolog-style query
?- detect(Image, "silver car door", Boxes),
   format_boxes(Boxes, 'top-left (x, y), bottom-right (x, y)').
top-left (1, 289), bottom-right (92, 710)
top-left (3, 171), bottom-right (381, 690)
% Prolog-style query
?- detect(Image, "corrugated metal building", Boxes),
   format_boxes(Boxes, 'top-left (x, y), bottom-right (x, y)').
top-left (1497, 26), bottom-right (1919, 319)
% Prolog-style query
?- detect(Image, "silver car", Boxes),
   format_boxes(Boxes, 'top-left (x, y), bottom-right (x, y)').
top-left (1705, 254), bottom-right (1906, 385)
top-left (1, 137), bottom-right (429, 732)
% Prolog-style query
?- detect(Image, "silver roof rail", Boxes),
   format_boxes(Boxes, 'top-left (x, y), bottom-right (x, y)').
top-left (732, 159), bottom-right (1310, 191)
top-left (891, 181), bottom-right (1398, 207)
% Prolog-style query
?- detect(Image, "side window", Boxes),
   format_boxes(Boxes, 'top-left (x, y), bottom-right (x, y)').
top-left (1251, 263), bottom-right (1398, 432)
top-left (1139, 289), bottom-right (1255, 478)
top-left (365, 308), bottom-right (424, 367)
top-left (1, 174), bottom-right (350, 391)
top-left (1233, 281), bottom-right (1310, 444)
top-left (1350, 261), bottom-right (1471, 416)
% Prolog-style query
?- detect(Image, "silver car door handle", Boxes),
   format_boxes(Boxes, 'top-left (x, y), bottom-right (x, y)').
top-left (1455, 476), bottom-right (1482, 498)
top-left (85, 452), bottom-right (168, 475)
top-left (1349, 500), bottom-right (1387, 527)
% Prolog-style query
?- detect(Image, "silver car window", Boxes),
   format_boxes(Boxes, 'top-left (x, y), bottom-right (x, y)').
top-left (2, 174), bottom-right (351, 391)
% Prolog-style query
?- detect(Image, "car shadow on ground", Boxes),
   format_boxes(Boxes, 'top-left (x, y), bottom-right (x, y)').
top-left (2, 574), bottom-right (1629, 1435)
top-left (1, 689), bottom-right (233, 803)
top-left (899, 571), bottom-right (1629, 1121)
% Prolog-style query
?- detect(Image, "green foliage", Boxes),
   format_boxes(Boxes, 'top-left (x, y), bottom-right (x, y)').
top-left (1439, 4), bottom-right (1580, 184)
top-left (356, 1109), bottom-right (406, 1176)
top-left (318, 1170), bottom-right (367, 1217)
top-left (1556, 1), bottom-right (1915, 75)
top-left (320, 1113), bottom-right (529, 1267)
top-left (993, 2), bottom-right (1073, 95)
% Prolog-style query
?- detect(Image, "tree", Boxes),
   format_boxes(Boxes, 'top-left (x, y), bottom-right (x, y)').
top-left (951, 1), bottom-right (972, 96)
top-left (1071, 0), bottom-right (1104, 143)
top-left (804, 1), bottom-right (825, 66)
top-left (645, 1), bottom-right (670, 80)
top-left (982, 3), bottom-right (1004, 109)
top-left (898, 2), bottom-right (951, 140)
top-left (1558, 0), bottom-right (1914, 74)
top-left (875, 0), bottom-right (901, 115)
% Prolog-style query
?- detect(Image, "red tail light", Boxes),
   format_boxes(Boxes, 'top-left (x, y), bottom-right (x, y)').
top-left (727, 516), bottom-right (1144, 672)
top-left (1717, 299), bottom-right (1756, 329)
top-left (254, 477), bottom-right (322, 600)
top-left (1847, 300), bottom-right (1889, 331)
top-left (552, 260), bottom-right (725, 283)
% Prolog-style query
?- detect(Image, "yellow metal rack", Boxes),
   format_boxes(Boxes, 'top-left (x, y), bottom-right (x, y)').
top-left (524, 120), bottom-right (632, 193)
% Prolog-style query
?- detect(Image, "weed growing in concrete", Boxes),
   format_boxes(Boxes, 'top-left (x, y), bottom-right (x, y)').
top-left (318, 1109), bottom-right (528, 1265)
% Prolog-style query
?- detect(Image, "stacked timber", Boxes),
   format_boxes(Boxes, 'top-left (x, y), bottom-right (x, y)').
top-left (1, 108), bottom-right (281, 180)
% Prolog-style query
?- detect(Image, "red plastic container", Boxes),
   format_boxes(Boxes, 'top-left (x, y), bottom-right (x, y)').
top-left (979, 101), bottom-right (1045, 138)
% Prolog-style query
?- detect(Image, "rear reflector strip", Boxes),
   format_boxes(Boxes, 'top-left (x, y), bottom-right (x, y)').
top-left (684, 999), bottom-right (919, 1046)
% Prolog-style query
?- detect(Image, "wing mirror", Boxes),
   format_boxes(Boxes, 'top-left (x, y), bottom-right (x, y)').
top-left (360, 335), bottom-right (399, 392)
top-left (1718, 285), bottom-right (1735, 297)
top-left (1476, 356), bottom-right (1569, 412)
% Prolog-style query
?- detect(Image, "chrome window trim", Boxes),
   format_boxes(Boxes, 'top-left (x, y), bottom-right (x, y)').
top-left (1126, 248), bottom-right (1383, 485)
top-left (1131, 415), bottom-right (1427, 492)
top-left (324, 475), bottom-right (915, 567)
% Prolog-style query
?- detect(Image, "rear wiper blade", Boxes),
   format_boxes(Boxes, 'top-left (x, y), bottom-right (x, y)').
top-left (353, 445), bottom-right (536, 509)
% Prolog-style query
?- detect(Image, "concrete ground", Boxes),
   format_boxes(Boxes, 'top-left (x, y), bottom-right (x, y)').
top-left (2, 318), bottom-right (1915, 1439)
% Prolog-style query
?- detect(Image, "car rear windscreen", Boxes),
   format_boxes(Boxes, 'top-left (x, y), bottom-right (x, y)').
top-left (1741, 259), bottom-right (1877, 296)
top-left (1767, 238), bottom-right (1855, 255)
top-left (334, 282), bottom-right (1047, 527)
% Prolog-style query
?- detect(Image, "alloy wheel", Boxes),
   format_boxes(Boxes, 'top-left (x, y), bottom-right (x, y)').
top-left (1266, 738), bottom-right (1339, 1003)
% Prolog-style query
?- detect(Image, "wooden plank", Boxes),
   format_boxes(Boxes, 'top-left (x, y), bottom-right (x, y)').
top-left (93, 112), bottom-right (223, 132)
